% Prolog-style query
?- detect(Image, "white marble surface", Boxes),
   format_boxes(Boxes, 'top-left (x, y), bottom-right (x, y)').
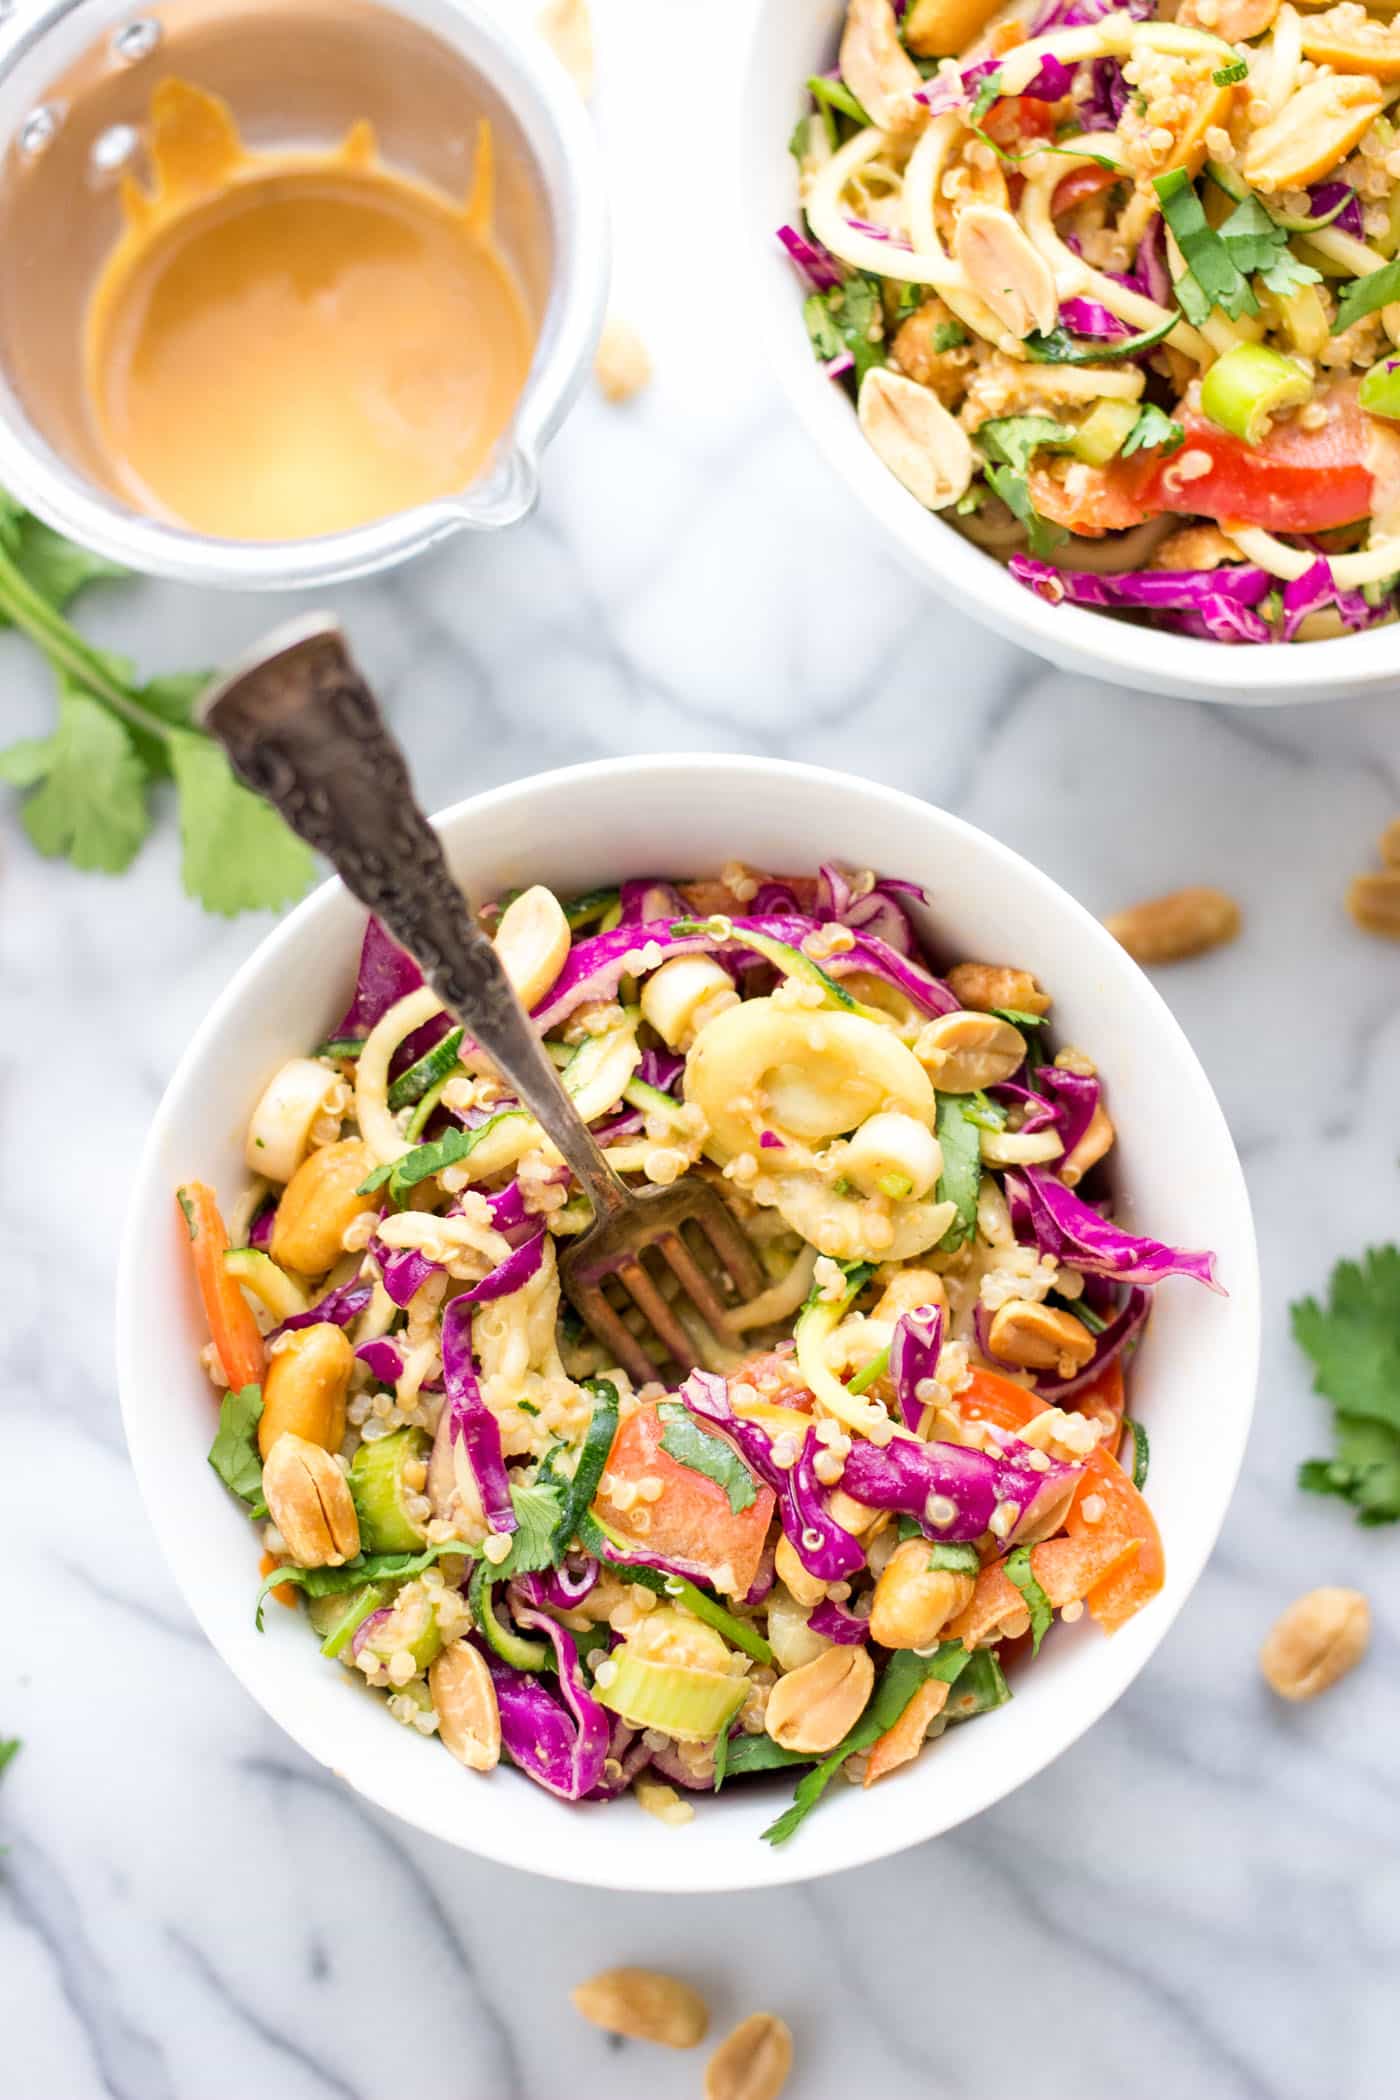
top-left (5, 3), bottom-right (1400, 2094)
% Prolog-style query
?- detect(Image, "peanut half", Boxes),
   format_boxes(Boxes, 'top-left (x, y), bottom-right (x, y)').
top-left (429, 1642), bottom-right (500, 1771)
top-left (705, 2013), bottom-right (794, 2100)
top-left (946, 962), bottom-right (1049, 1015)
top-left (570, 1968), bottom-right (709, 2049)
top-left (1260, 1587), bottom-right (1369, 1701)
top-left (764, 1643), bottom-right (874, 1754)
top-left (262, 1433), bottom-right (359, 1567)
top-left (1347, 869), bottom-right (1400, 939)
top-left (1104, 885), bottom-right (1241, 964)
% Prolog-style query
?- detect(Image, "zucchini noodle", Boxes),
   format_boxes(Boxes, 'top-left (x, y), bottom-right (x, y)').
top-left (785, 0), bottom-right (1400, 645)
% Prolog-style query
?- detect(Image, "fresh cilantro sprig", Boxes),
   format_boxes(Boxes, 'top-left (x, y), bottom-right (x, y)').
top-left (1122, 404), bottom-right (1185, 459)
top-left (1003, 1545), bottom-right (1053, 1653)
top-left (358, 1110), bottom-right (528, 1201)
top-left (803, 275), bottom-right (887, 383)
top-left (935, 1092), bottom-right (983, 1251)
top-left (1333, 257), bottom-right (1400, 338)
top-left (0, 494), bottom-right (314, 914)
top-left (659, 1401), bottom-right (759, 1514)
top-left (1154, 172), bottom-right (1321, 329)
top-left (208, 1385), bottom-right (267, 1514)
top-left (255, 1537), bottom-right (477, 1628)
top-left (1293, 1246), bottom-right (1400, 1524)
top-left (975, 415), bottom-right (1073, 560)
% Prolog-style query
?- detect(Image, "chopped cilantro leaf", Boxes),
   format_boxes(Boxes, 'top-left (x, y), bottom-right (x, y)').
top-left (658, 1402), bottom-right (759, 1514)
top-left (1293, 1246), bottom-right (1400, 1523)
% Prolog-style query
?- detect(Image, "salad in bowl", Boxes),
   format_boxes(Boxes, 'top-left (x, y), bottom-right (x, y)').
top-left (179, 858), bottom-right (1220, 1847)
top-left (781, 0), bottom-right (1400, 645)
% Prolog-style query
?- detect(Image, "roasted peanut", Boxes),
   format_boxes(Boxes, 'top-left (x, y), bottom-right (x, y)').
top-left (857, 368), bottom-right (974, 512)
top-left (764, 1643), bottom-right (874, 1754)
top-left (773, 1532), bottom-right (828, 1610)
top-left (1060, 1103), bottom-right (1116, 1188)
top-left (1180, 0), bottom-right (1278, 35)
top-left (258, 1322), bottom-right (354, 1457)
top-left (902, 0), bottom-right (1002, 57)
top-left (1347, 869), bottom-right (1400, 939)
top-left (269, 1138), bottom-right (379, 1275)
top-left (594, 315), bottom-right (652, 403)
top-left (946, 963), bottom-right (1049, 1016)
top-left (429, 1642), bottom-right (501, 1770)
top-left (705, 2013), bottom-right (794, 2100)
top-left (839, 0), bottom-right (925, 133)
top-left (871, 1268), bottom-right (946, 1326)
top-left (915, 1010), bottom-right (1027, 1093)
top-left (1152, 522), bottom-right (1238, 572)
top-left (986, 1299), bottom-right (1097, 1375)
top-left (954, 205), bottom-right (1058, 340)
top-left (1260, 1587), bottom-right (1369, 1701)
top-left (825, 1488), bottom-right (883, 1537)
top-left (869, 1539), bottom-right (974, 1650)
top-left (1298, 9), bottom-right (1400, 81)
top-left (538, 0), bottom-right (594, 97)
top-left (494, 884), bottom-right (572, 1007)
top-left (889, 297), bottom-right (971, 408)
top-left (1104, 886), bottom-right (1241, 964)
top-left (570, 1967), bottom-right (709, 2049)
top-left (262, 1432), bottom-right (360, 1566)
top-left (1379, 818), bottom-right (1400, 868)
top-left (1243, 74), bottom-right (1385, 192)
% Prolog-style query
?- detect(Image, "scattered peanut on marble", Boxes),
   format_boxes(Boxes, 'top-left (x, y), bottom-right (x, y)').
top-left (1104, 885), bottom-right (1242, 964)
top-left (570, 1967), bottom-right (709, 2049)
top-left (705, 2012), bottom-right (794, 2100)
top-left (1259, 1586), bottom-right (1370, 1701)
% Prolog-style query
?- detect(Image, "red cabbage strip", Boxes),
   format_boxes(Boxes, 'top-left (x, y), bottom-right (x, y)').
top-left (1158, 598), bottom-right (1276, 646)
top-left (619, 878), bottom-right (688, 924)
top-left (1080, 55), bottom-right (1129, 132)
top-left (513, 1557), bottom-right (600, 1610)
top-left (1308, 180), bottom-right (1363, 238)
top-left (1033, 0), bottom-right (1153, 26)
top-left (1131, 210), bottom-right (1171, 304)
top-left (889, 1302), bottom-right (945, 1429)
top-left (807, 1597), bottom-right (870, 1644)
top-left (452, 1228), bottom-right (546, 1306)
top-left (776, 223), bottom-right (844, 292)
top-left (485, 1612), bottom-right (611, 1801)
top-left (532, 914), bottom-right (958, 1031)
top-left (637, 1046), bottom-right (685, 1093)
top-left (1005, 1167), bottom-right (1223, 1292)
top-left (1035, 1285), bottom-right (1150, 1400)
top-left (587, 1719), bottom-right (652, 1801)
top-left (370, 1238), bottom-right (440, 1309)
top-left (647, 1741), bottom-right (717, 1792)
top-left (1280, 557), bottom-right (1387, 643)
top-left (678, 1373), bottom-right (863, 1580)
top-left (332, 916), bottom-right (423, 1038)
top-left (840, 1435), bottom-right (1077, 1540)
top-left (249, 1202), bottom-right (276, 1251)
top-left (815, 865), bottom-right (926, 956)
top-left (744, 1543), bottom-right (777, 1607)
top-left (1057, 297), bottom-right (1132, 339)
top-left (918, 51), bottom-right (1073, 115)
top-left (356, 1337), bottom-right (404, 1384)
top-left (1009, 554), bottom-right (1273, 611)
top-left (351, 1609), bottom-right (391, 1660)
top-left (270, 1277), bottom-right (373, 1341)
top-left (440, 1297), bottom-right (516, 1533)
top-left (995, 1068), bottom-right (1100, 1159)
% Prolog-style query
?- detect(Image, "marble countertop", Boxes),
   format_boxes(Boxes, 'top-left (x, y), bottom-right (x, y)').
top-left (4, 3), bottom-right (1400, 2094)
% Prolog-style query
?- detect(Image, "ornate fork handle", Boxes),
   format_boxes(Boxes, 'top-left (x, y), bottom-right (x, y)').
top-left (200, 614), bottom-right (629, 1222)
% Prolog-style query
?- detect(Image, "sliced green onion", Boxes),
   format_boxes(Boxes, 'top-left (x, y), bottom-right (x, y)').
top-left (1200, 342), bottom-right (1311, 444)
top-left (847, 1344), bottom-right (891, 1397)
top-left (806, 73), bottom-right (871, 129)
top-left (595, 1654), bottom-right (748, 1741)
top-left (876, 1170), bottom-right (914, 1200)
top-left (1333, 256), bottom-right (1400, 335)
top-left (1212, 59), bottom-right (1248, 85)
top-left (1360, 357), bottom-right (1400, 419)
top-left (1070, 398), bottom-right (1142, 466)
top-left (315, 1036), bottom-right (365, 1060)
top-left (1122, 1418), bottom-right (1150, 1489)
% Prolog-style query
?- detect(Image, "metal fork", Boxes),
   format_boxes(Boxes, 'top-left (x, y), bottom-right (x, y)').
top-left (201, 614), bottom-right (766, 1386)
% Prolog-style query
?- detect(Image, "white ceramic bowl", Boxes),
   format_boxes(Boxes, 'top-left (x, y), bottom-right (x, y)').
top-left (117, 756), bottom-right (1259, 1890)
top-left (738, 0), bottom-right (1400, 707)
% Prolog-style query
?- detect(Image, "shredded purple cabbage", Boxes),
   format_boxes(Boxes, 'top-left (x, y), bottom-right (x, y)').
top-left (889, 1302), bottom-right (945, 1430)
top-left (619, 878), bottom-right (688, 925)
top-left (679, 1372), bottom-right (863, 1580)
top-left (1058, 297), bottom-right (1132, 339)
top-left (777, 222), bottom-right (844, 292)
top-left (1280, 557), bottom-right (1387, 643)
top-left (439, 1298), bottom-right (517, 1533)
top-left (485, 1614), bottom-right (611, 1801)
top-left (248, 1202), bottom-right (276, 1251)
top-left (1009, 554), bottom-right (1273, 613)
top-left (1308, 180), bottom-right (1364, 238)
top-left (332, 916), bottom-right (423, 1039)
top-left (807, 1597), bottom-right (870, 1645)
top-left (840, 1434), bottom-right (1078, 1541)
top-left (269, 1277), bottom-right (373, 1341)
top-left (1006, 1167), bottom-right (1222, 1292)
top-left (531, 914), bottom-right (958, 1032)
top-left (370, 1238), bottom-right (439, 1309)
top-left (355, 1337), bottom-right (404, 1385)
top-left (513, 1557), bottom-right (600, 1611)
top-left (452, 1228), bottom-right (546, 1307)
top-left (1079, 56), bottom-right (1129, 132)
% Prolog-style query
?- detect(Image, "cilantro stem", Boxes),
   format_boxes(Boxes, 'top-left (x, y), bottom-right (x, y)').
top-left (0, 539), bottom-right (176, 746)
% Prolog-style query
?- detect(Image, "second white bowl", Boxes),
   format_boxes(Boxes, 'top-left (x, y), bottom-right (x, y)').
top-left (737, 0), bottom-right (1400, 707)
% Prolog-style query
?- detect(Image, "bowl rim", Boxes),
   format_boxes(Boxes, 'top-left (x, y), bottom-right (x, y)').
top-left (734, 0), bottom-right (1400, 705)
top-left (116, 753), bottom-right (1261, 1890)
top-left (0, 0), bottom-right (609, 588)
